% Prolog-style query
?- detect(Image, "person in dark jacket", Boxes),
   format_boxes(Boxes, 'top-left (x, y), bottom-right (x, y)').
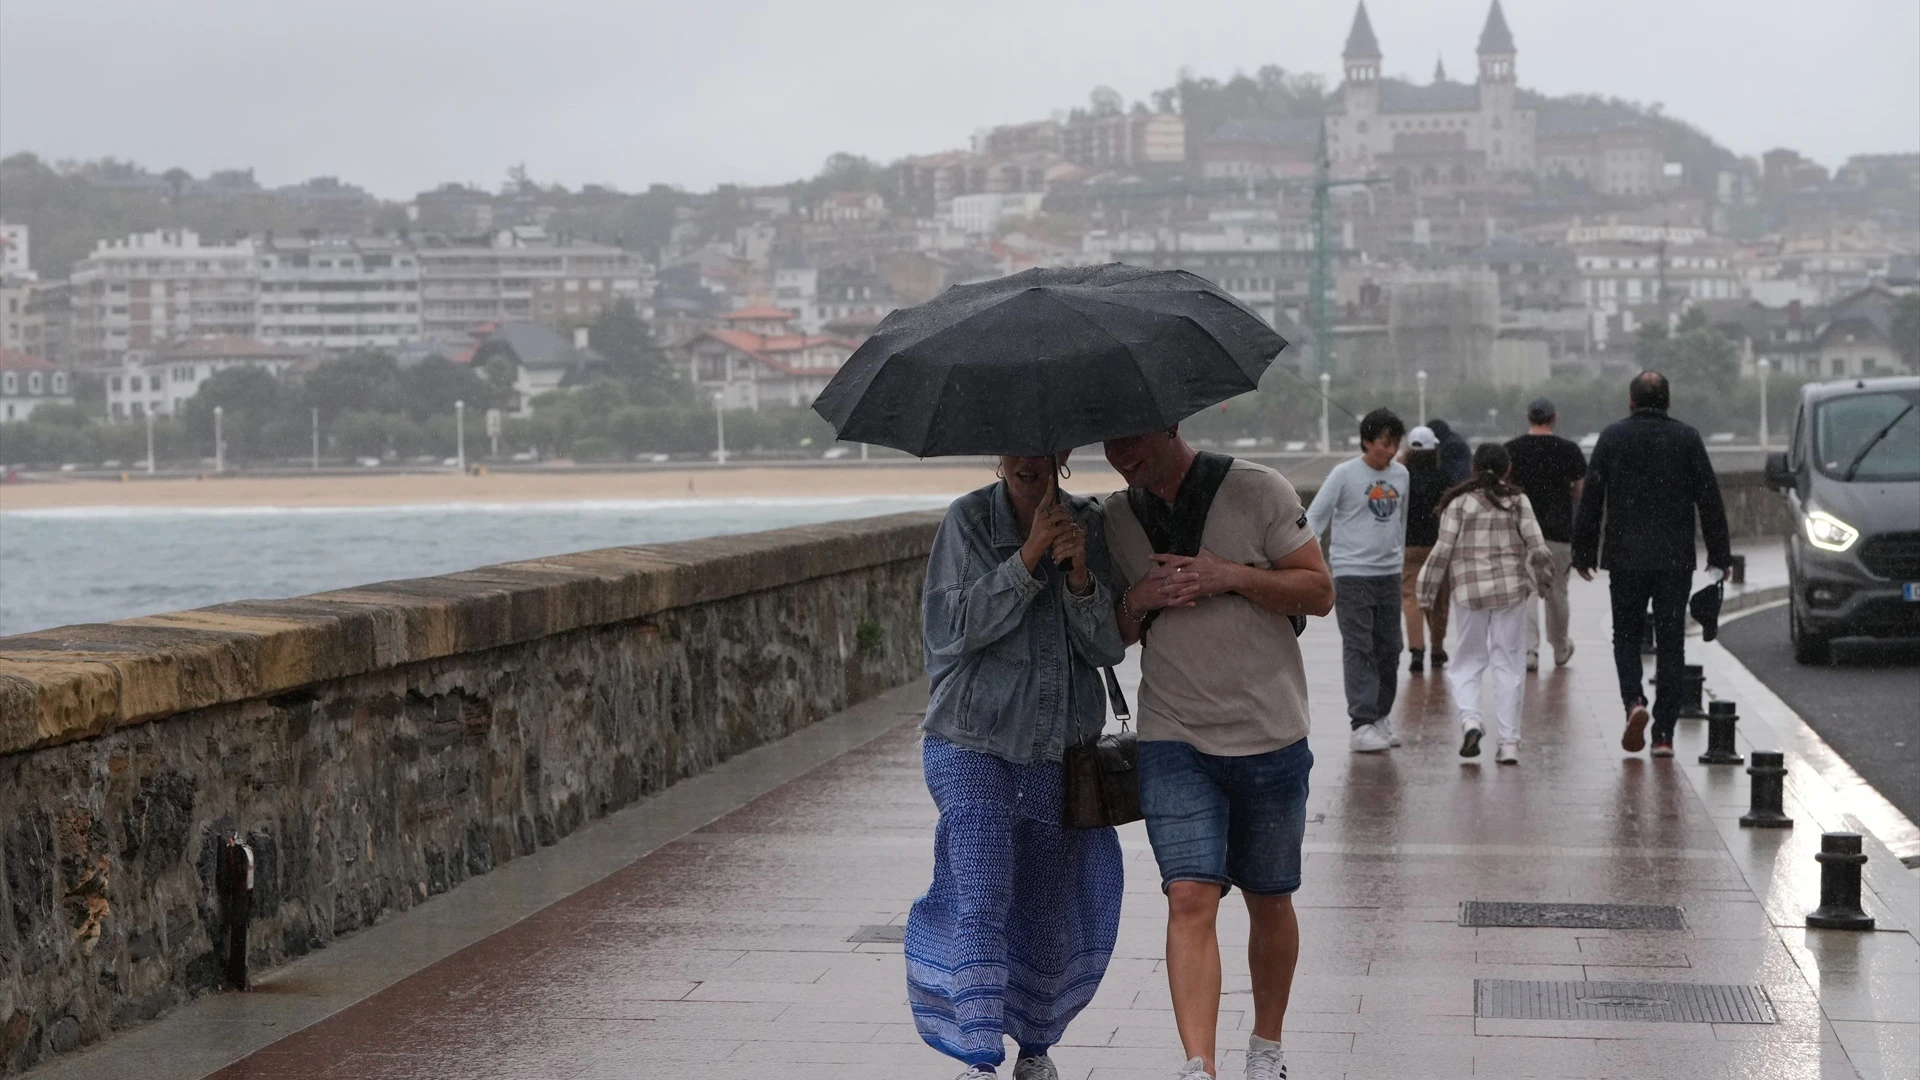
top-left (1399, 426), bottom-right (1451, 672)
top-left (1572, 371), bottom-right (1733, 757)
top-left (1428, 418), bottom-right (1473, 484)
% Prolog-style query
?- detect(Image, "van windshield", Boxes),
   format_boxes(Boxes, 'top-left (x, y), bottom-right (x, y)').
top-left (1815, 389), bottom-right (1920, 482)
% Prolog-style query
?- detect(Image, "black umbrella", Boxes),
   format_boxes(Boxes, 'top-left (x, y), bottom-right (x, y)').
top-left (812, 264), bottom-right (1287, 456)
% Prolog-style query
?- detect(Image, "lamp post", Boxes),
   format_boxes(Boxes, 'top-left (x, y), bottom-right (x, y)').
top-left (1488, 407), bottom-right (1500, 434)
top-left (455, 400), bottom-right (466, 473)
top-left (1416, 369), bottom-right (1428, 426)
top-left (712, 392), bottom-right (727, 465)
top-left (1757, 358), bottom-right (1771, 449)
top-left (1318, 372), bottom-right (1332, 455)
top-left (145, 409), bottom-right (156, 475)
top-left (311, 407), bottom-right (320, 471)
top-left (213, 405), bottom-right (224, 474)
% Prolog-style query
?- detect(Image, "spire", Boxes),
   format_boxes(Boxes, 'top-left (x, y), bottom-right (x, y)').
top-left (1434, 54), bottom-right (1447, 83)
top-left (1343, 2), bottom-right (1382, 60)
top-left (1478, 0), bottom-right (1516, 54)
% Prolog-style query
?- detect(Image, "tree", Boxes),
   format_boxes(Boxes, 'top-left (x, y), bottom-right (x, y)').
top-left (397, 355), bottom-right (495, 422)
top-left (1646, 308), bottom-right (1740, 394)
top-left (179, 365), bottom-right (296, 461)
top-left (589, 300), bottom-right (686, 405)
top-left (302, 350), bottom-right (402, 416)
top-left (1893, 294), bottom-right (1920, 370)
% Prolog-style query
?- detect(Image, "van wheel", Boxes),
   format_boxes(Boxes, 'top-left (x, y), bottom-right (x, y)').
top-left (1791, 604), bottom-right (1831, 665)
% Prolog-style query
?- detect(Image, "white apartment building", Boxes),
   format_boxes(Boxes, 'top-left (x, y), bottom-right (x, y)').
top-left (1, 277), bottom-right (42, 353)
top-left (414, 227), bottom-right (650, 337)
top-left (0, 347), bottom-right (71, 422)
top-left (0, 222), bottom-right (30, 277)
top-left (950, 192), bottom-right (1046, 235)
top-left (257, 235), bottom-right (423, 349)
top-left (69, 230), bottom-right (258, 368)
top-left (104, 337), bottom-right (307, 420)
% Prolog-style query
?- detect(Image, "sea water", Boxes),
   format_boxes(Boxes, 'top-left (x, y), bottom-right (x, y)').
top-left (0, 497), bottom-right (955, 637)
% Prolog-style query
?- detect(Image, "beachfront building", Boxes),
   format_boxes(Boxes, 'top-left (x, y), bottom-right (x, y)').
top-left (256, 234), bottom-right (424, 350)
top-left (468, 322), bottom-right (608, 417)
top-left (68, 230), bottom-right (260, 369)
top-left (0, 348), bottom-right (72, 421)
top-left (680, 307), bottom-right (858, 411)
top-left (414, 227), bottom-right (652, 338)
top-left (104, 336), bottom-right (308, 420)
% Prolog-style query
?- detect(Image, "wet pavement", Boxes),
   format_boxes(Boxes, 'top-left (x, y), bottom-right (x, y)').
top-left (30, 548), bottom-right (1919, 1080)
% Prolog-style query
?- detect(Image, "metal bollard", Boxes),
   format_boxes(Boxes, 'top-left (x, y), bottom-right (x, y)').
top-left (1739, 751), bottom-right (1793, 828)
top-left (220, 835), bottom-right (255, 990)
top-left (1806, 832), bottom-right (1875, 931)
top-left (1698, 700), bottom-right (1745, 765)
top-left (1680, 665), bottom-right (1706, 719)
top-left (1729, 554), bottom-right (1747, 585)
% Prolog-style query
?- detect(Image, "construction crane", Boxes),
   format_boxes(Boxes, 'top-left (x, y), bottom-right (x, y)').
top-left (1308, 119), bottom-right (1388, 376)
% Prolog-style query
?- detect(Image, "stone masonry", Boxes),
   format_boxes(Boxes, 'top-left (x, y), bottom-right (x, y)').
top-left (0, 511), bottom-right (942, 1075)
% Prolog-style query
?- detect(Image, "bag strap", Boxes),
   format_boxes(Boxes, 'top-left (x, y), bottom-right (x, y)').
top-left (1101, 666), bottom-right (1132, 727)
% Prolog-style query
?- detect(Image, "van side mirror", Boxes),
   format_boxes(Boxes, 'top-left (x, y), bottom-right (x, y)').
top-left (1764, 451), bottom-right (1793, 492)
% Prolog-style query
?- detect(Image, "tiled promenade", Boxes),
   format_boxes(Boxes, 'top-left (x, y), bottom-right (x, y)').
top-left (30, 548), bottom-right (1919, 1080)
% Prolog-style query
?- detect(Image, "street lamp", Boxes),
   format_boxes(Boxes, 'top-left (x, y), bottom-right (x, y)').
top-left (1487, 407), bottom-right (1500, 434)
top-left (213, 405), bottom-right (224, 473)
top-left (1318, 372), bottom-right (1332, 455)
top-left (144, 409), bottom-right (156, 475)
top-left (1757, 358), bottom-right (1771, 449)
top-left (712, 392), bottom-right (727, 465)
top-left (311, 407), bottom-right (320, 472)
top-left (455, 400), bottom-right (466, 473)
top-left (1416, 370), bottom-right (1428, 426)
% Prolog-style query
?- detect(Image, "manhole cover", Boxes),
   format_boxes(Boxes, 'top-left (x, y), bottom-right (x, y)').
top-left (1461, 901), bottom-right (1685, 930)
top-left (1476, 980), bottom-right (1775, 1024)
top-left (848, 924), bottom-right (906, 943)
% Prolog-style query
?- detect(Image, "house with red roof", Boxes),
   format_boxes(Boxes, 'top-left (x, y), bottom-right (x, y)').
top-left (0, 348), bottom-right (71, 421)
top-left (679, 307), bottom-right (859, 410)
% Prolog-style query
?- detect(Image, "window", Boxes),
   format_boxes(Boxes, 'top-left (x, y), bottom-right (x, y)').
top-left (111, 376), bottom-right (123, 392)
top-left (51, 373), bottom-right (66, 393)
top-left (1, 372), bottom-right (14, 394)
top-left (131, 376), bottom-right (143, 392)
top-left (26, 373), bottom-right (41, 394)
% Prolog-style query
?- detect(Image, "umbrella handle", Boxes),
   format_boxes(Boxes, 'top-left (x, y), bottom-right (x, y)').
top-left (1050, 458), bottom-right (1074, 574)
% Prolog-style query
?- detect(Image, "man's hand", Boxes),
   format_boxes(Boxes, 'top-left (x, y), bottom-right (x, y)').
top-left (1575, 566), bottom-right (1595, 582)
top-left (1149, 549), bottom-right (1244, 600)
top-left (1128, 560), bottom-right (1202, 613)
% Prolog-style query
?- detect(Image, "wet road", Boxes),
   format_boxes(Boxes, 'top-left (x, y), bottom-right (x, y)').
top-left (1717, 603), bottom-right (1920, 826)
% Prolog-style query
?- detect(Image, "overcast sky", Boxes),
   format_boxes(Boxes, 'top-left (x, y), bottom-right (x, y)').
top-left (2, 0), bottom-right (1915, 200)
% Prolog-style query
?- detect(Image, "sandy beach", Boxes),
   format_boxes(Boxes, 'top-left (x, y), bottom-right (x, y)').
top-left (0, 463), bottom-right (1131, 511)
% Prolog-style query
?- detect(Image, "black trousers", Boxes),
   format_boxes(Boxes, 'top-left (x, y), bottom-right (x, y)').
top-left (1608, 568), bottom-right (1692, 743)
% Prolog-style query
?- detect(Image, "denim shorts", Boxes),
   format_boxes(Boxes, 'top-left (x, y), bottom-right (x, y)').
top-left (1137, 738), bottom-right (1313, 896)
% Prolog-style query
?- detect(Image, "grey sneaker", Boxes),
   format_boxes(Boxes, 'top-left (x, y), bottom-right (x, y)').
top-left (1349, 723), bottom-right (1392, 753)
top-left (1555, 642), bottom-right (1576, 666)
top-left (954, 1067), bottom-right (995, 1080)
top-left (1526, 650), bottom-right (1539, 672)
top-left (1174, 1057), bottom-right (1214, 1079)
top-left (1246, 1044), bottom-right (1290, 1080)
top-left (1012, 1056), bottom-right (1058, 1080)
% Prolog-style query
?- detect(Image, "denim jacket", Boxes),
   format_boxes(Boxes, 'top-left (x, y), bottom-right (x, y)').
top-left (922, 482), bottom-right (1127, 764)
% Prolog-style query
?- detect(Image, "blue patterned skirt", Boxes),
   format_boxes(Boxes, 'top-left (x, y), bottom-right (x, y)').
top-left (906, 735), bottom-right (1124, 1068)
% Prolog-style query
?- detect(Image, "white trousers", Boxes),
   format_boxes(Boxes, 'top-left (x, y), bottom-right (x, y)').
top-left (1448, 600), bottom-right (1529, 745)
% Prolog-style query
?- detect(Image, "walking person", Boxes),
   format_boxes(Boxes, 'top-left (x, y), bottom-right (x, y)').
top-left (909, 453), bottom-right (1128, 1080)
top-left (1305, 408), bottom-right (1409, 753)
top-left (1418, 443), bottom-right (1555, 764)
top-left (1400, 425), bottom-right (1451, 673)
top-left (1427, 417), bottom-right (1473, 483)
top-left (1505, 398), bottom-right (1586, 671)
top-left (1100, 427), bottom-right (1335, 1080)
top-left (1572, 371), bottom-right (1732, 757)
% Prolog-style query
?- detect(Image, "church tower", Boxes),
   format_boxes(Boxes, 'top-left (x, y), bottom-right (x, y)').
top-left (1476, 0), bottom-right (1522, 170)
top-left (1339, 0), bottom-right (1382, 164)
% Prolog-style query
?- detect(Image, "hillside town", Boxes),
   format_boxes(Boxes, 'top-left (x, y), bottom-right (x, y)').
top-left (0, 2), bottom-right (1915, 455)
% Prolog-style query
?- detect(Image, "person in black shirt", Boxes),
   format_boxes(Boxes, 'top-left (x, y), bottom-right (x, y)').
top-left (1573, 372), bottom-right (1732, 758)
top-left (1398, 426), bottom-right (1451, 673)
top-left (1428, 418), bottom-right (1472, 484)
top-left (1504, 397), bottom-right (1586, 671)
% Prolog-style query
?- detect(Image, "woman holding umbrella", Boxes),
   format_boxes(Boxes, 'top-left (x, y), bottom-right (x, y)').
top-left (908, 452), bottom-right (1127, 1079)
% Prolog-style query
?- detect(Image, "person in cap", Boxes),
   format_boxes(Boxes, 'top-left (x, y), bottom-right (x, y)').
top-left (1399, 425), bottom-right (1451, 673)
top-left (1503, 397), bottom-right (1586, 671)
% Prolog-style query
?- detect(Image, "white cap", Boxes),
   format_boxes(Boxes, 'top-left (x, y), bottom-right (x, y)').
top-left (1406, 425), bottom-right (1437, 450)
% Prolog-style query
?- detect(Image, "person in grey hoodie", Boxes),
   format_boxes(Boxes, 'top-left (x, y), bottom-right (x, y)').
top-left (1306, 408), bottom-right (1409, 753)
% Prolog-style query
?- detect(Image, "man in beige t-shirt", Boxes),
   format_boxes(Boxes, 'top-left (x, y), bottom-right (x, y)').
top-left (1101, 427), bottom-right (1334, 1080)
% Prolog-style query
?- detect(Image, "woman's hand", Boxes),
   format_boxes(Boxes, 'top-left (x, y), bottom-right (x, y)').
top-left (1019, 500), bottom-right (1073, 574)
top-left (1050, 518), bottom-right (1092, 595)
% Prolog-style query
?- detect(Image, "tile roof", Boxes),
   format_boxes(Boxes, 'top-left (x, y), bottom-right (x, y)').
top-left (157, 336), bottom-right (309, 360)
top-left (1344, 2), bottom-right (1382, 60)
top-left (700, 329), bottom-right (854, 377)
top-left (721, 305), bottom-right (796, 322)
top-left (0, 347), bottom-right (56, 372)
top-left (1478, 0), bottom-right (1516, 54)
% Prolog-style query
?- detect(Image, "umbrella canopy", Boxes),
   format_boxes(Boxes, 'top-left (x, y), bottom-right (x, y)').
top-left (812, 263), bottom-right (1287, 457)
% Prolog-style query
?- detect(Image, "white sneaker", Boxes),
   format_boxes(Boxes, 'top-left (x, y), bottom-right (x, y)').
top-left (1496, 741), bottom-right (1520, 764)
top-left (1174, 1057), bottom-right (1214, 1079)
top-left (1246, 1044), bottom-right (1290, 1080)
top-left (1012, 1056), bottom-right (1058, 1080)
top-left (1377, 716), bottom-right (1402, 746)
top-left (1350, 723), bottom-right (1392, 753)
top-left (955, 1068), bottom-right (995, 1080)
top-left (1554, 642), bottom-right (1576, 666)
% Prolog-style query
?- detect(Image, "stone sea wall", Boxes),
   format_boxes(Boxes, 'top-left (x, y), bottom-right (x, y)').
top-left (0, 511), bottom-right (942, 1074)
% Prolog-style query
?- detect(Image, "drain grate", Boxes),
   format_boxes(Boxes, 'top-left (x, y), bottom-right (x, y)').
top-left (848, 924), bottom-right (907, 943)
top-left (1461, 901), bottom-right (1685, 930)
top-left (1476, 979), bottom-right (1775, 1024)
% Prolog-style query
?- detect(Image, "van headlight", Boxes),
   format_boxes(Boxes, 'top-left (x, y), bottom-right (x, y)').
top-left (1803, 510), bottom-right (1859, 553)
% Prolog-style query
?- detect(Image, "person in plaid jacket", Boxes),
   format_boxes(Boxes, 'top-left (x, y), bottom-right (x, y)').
top-left (1417, 442), bottom-right (1555, 763)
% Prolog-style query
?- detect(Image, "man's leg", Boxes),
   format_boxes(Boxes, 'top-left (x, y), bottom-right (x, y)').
top-left (1245, 893), bottom-right (1299, 1040)
top-left (1544, 541), bottom-right (1574, 661)
top-left (1372, 575), bottom-right (1404, 720)
top-left (1334, 576), bottom-right (1381, 727)
top-left (1137, 741), bottom-right (1232, 1076)
top-left (1608, 571), bottom-right (1653, 712)
top-left (1648, 569), bottom-right (1693, 745)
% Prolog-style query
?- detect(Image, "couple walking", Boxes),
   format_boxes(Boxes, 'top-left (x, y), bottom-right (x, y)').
top-left (909, 431), bottom-right (1333, 1080)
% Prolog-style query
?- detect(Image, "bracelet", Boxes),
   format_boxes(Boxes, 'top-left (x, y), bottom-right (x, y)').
top-left (1119, 587), bottom-right (1142, 623)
